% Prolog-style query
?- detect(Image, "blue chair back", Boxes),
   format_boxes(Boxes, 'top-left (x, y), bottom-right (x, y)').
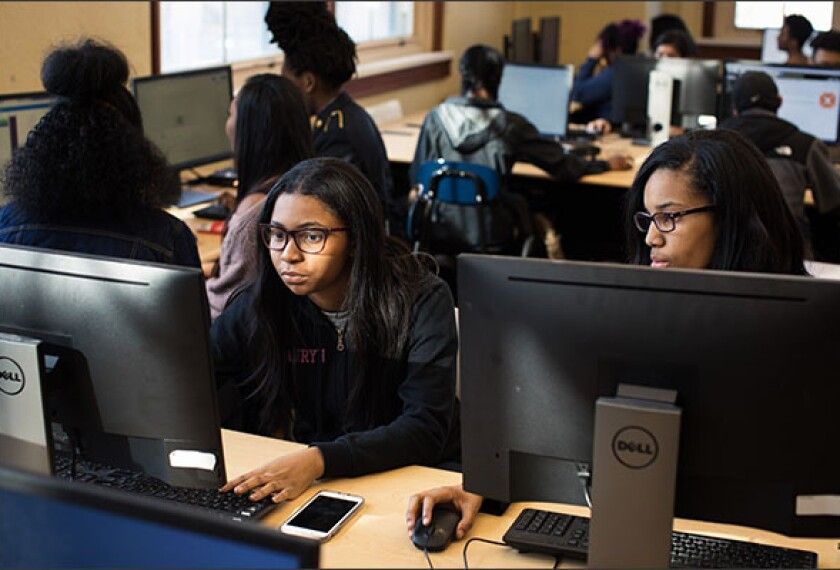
top-left (414, 159), bottom-right (500, 204)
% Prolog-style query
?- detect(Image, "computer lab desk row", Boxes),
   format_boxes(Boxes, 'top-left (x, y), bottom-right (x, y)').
top-left (222, 429), bottom-right (840, 568)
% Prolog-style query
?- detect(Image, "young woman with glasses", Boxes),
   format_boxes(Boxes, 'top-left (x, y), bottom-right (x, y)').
top-left (205, 74), bottom-right (313, 319)
top-left (212, 157), bottom-right (460, 503)
top-left (404, 129), bottom-right (808, 543)
top-left (626, 128), bottom-right (807, 274)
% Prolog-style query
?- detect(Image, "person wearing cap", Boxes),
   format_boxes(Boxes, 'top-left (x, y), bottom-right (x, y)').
top-left (718, 71), bottom-right (840, 245)
top-left (778, 14), bottom-right (813, 66)
top-left (810, 30), bottom-right (840, 66)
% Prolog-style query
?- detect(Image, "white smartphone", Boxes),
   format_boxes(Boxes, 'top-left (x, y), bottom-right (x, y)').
top-left (279, 490), bottom-right (364, 541)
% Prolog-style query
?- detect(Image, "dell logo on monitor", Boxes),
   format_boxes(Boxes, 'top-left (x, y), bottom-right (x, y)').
top-left (612, 426), bottom-right (658, 469)
top-left (0, 357), bottom-right (25, 396)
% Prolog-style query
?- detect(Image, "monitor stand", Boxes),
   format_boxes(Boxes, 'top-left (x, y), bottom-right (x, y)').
top-left (587, 384), bottom-right (682, 568)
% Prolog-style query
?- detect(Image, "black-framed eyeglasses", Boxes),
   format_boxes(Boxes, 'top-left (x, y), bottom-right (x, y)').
top-left (259, 224), bottom-right (348, 254)
top-left (633, 205), bottom-right (716, 234)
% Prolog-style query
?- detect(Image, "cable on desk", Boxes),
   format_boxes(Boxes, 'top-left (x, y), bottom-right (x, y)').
top-left (423, 535), bottom-right (434, 569)
top-left (461, 537), bottom-right (508, 569)
top-left (461, 536), bottom-right (564, 569)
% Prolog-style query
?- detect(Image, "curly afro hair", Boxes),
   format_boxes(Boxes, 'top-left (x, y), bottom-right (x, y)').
top-left (1, 39), bottom-right (178, 222)
top-left (264, 1), bottom-right (357, 90)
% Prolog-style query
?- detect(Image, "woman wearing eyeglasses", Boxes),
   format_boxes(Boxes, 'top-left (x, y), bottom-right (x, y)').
top-left (404, 129), bottom-right (808, 545)
top-left (627, 128), bottom-right (807, 274)
top-left (211, 157), bottom-right (460, 503)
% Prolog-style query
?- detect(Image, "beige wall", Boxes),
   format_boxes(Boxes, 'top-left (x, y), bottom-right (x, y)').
top-left (8, 2), bottom-right (840, 110)
top-left (0, 2), bottom-right (151, 94)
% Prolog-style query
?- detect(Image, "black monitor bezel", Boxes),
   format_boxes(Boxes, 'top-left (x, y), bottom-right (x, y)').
top-left (132, 64), bottom-right (234, 170)
top-left (0, 465), bottom-right (320, 567)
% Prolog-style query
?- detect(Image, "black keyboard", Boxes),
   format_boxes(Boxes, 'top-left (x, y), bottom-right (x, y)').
top-left (503, 508), bottom-right (818, 568)
top-left (54, 455), bottom-right (275, 521)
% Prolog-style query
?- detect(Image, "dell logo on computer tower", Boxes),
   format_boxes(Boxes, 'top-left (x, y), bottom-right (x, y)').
top-left (0, 357), bottom-right (25, 396)
top-left (612, 426), bottom-right (658, 469)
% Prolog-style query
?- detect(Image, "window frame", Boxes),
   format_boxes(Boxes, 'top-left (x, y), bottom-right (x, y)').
top-left (150, 1), bottom-right (447, 97)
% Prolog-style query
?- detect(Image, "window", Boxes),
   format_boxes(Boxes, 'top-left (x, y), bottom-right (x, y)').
top-left (160, 2), bottom-right (276, 73)
top-left (158, 1), bottom-right (419, 73)
top-left (334, 2), bottom-right (414, 44)
top-left (734, 2), bottom-right (833, 31)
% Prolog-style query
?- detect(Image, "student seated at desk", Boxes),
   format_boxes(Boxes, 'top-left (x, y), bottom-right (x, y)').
top-left (213, 158), bottom-right (460, 503)
top-left (810, 30), bottom-right (840, 66)
top-left (411, 45), bottom-right (632, 184)
top-left (718, 71), bottom-right (840, 249)
top-left (264, 2), bottom-right (401, 236)
top-left (205, 74), bottom-right (313, 320)
top-left (653, 29), bottom-right (697, 59)
top-left (406, 129), bottom-right (807, 541)
top-left (569, 20), bottom-right (646, 125)
top-left (778, 14), bottom-right (814, 67)
top-left (0, 39), bottom-right (199, 267)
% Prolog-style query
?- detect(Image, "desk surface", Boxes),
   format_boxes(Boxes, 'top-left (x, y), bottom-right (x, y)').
top-left (221, 429), bottom-right (840, 568)
top-left (380, 112), bottom-right (646, 189)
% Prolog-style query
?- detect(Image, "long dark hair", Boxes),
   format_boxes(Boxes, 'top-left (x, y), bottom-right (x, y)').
top-left (625, 129), bottom-right (807, 275)
top-left (245, 157), bottom-right (435, 435)
top-left (3, 38), bottom-right (177, 220)
top-left (459, 44), bottom-right (505, 100)
top-left (232, 74), bottom-right (313, 204)
top-left (599, 19), bottom-right (646, 56)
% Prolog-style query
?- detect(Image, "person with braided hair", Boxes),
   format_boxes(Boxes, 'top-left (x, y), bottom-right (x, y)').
top-left (264, 2), bottom-right (403, 236)
top-left (0, 39), bottom-right (200, 268)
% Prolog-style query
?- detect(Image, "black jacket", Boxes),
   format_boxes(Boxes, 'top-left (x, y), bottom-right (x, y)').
top-left (313, 92), bottom-right (402, 234)
top-left (410, 96), bottom-right (608, 184)
top-left (210, 276), bottom-right (460, 478)
top-left (720, 109), bottom-right (840, 227)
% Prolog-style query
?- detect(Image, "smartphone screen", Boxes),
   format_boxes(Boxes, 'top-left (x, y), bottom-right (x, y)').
top-left (285, 495), bottom-right (359, 533)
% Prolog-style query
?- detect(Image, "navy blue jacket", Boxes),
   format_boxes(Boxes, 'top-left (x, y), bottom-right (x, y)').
top-left (570, 57), bottom-right (614, 123)
top-left (0, 202), bottom-right (201, 268)
top-left (313, 92), bottom-right (402, 235)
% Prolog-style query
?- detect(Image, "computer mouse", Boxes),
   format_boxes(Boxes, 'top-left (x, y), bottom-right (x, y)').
top-left (411, 504), bottom-right (461, 552)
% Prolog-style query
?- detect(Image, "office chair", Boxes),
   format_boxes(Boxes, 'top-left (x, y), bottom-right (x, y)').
top-left (407, 159), bottom-right (536, 297)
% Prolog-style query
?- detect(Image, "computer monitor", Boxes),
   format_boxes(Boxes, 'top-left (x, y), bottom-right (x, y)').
top-left (538, 16), bottom-right (560, 66)
top-left (459, 255), bottom-right (840, 537)
top-left (510, 18), bottom-right (534, 64)
top-left (723, 61), bottom-right (840, 144)
top-left (498, 63), bottom-right (574, 138)
top-left (655, 57), bottom-right (722, 121)
top-left (0, 466), bottom-right (319, 568)
top-left (0, 243), bottom-right (223, 489)
top-left (133, 65), bottom-right (233, 170)
top-left (612, 56), bottom-right (722, 132)
top-left (611, 55), bottom-right (657, 131)
top-left (0, 91), bottom-right (56, 167)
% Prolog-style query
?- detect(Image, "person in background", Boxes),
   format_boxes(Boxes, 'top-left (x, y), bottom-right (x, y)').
top-left (653, 29), bottom-right (697, 58)
top-left (406, 129), bottom-right (807, 541)
top-left (810, 30), bottom-right (840, 66)
top-left (205, 75), bottom-right (314, 319)
top-left (718, 71), bottom-right (840, 248)
top-left (570, 20), bottom-right (647, 125)
top-left (214, 158), bottom-right (460, 504)
top-left (411, 44), bottom-right (632, 261)
top-left (777, 14), bottom-right (813, 66)
top-left (0, 39), bottom-right (200, 268)
top-left (648, 13), bottom-right (692, 55)
top-left (264, 2), bottom-right (403, 236)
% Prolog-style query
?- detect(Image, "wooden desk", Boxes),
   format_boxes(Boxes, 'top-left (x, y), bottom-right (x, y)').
top-left (380, 112), bottom-right (647, 190)
top-left (222, 429), bottom-right (840, 568)
top-left (166, 161), bottom-right (235, 271)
